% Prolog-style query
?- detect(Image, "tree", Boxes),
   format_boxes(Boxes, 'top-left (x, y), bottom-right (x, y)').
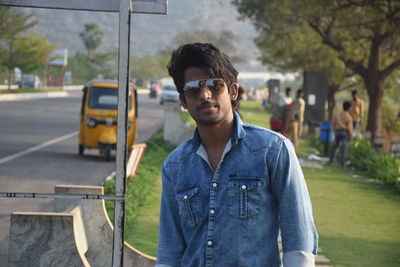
top-left (246, 13), bottom-right (354, 120)
top-left (13, 34), bottom-right (56, 73)
top-left (233, 0), bottom-right (400, 140)
top-left (160, 29), bottom-right (246, 64)
top-left (66, 52), bottom-right (98, 84)
top-left (66, 49), bottom-right (118, 83)
top-left (130, 55), bottom-right (169, 81)
top-left (0, 7), bottom-right (54, 89)
top-left (79, 23), bottom-right (103, 58)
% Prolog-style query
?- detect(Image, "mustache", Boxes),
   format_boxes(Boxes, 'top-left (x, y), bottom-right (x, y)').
top-left (197, 101), bottom-right (217, 110)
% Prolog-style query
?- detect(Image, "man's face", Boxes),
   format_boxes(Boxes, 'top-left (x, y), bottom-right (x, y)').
top-left (180, 67), bottom-right (238, 126)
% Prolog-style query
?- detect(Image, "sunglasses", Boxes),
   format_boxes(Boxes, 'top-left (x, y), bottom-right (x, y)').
top-left (183, 78), bottom-right (225, 96)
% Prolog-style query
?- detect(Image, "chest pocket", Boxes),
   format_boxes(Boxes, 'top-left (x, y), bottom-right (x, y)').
top-left (176, 186), bottom-right (201, 228)
top-left (228, 178), bottom-right (263, 219)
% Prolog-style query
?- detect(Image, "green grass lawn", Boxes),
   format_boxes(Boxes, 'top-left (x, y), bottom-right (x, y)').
top-left (239, 100), bottom-right (270, 128)
top-left (106, 100), bottom-right (400, 266)
top-left (306, 166), bottom-right (400, 266)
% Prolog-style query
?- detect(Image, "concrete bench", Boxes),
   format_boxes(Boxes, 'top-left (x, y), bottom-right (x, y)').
top-left (127, 143), bottom-right (147, 179)
top-left (54, 185), bottom-right (156, 267)
top-left (9, 207), bottom-right (90, 267)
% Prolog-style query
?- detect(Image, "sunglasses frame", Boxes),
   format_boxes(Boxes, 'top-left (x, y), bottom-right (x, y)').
top-left (182, 78), bottom-right (225, 95)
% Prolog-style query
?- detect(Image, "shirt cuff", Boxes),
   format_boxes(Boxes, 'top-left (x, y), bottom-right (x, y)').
top-left (283, 251), bottom-right (315, 267)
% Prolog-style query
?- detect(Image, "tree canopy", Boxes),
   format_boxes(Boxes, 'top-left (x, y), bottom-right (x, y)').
top-left (159, 29), bottom-right (246, 63)
top-left (0, 7), bottom-right (56, 89)
top-left (79, 23), bottom-right (103, 58)
top-left (233, 0), bottom-right (400, 137)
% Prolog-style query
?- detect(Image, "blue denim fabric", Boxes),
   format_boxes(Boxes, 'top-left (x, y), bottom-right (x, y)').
top-left (157, 112), bottom-right (318, 267)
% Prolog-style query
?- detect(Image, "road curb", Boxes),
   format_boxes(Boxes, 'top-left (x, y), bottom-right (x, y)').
top-left (0, 91), bottom-right (69, 102)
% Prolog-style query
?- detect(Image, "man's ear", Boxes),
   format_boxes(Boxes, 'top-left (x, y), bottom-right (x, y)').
top-left (179, 93), bottom-right (188, 109)
top-left (230, 83), bottom-right (239, 101)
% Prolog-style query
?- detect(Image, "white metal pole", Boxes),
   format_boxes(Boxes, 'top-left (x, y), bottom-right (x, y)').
top-left (113, 0), bottom-right (132, 266)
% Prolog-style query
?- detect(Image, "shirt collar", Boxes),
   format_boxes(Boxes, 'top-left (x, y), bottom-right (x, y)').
top-left (191, 111), bottom-right (246, 151)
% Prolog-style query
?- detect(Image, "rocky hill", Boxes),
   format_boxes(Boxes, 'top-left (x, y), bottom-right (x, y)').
top-left (20, 0), bottom-right (264, 70)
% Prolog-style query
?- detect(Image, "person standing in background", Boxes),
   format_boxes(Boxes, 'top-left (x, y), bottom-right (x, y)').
top-left (329, 101), bottom-right (353, 168)
top-left (235, 85), bottom-right (246, 117)
top-left (295, 89), bottom-right (305, 138)
top-left (285, 89), bottom-right (305, 147)
top-left (349, 89), bottom-right (364, 135)
top-left (279, 87), bottom-right (293, 107)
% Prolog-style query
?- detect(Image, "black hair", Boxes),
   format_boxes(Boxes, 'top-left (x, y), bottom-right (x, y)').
top-left (285, 87), bottom-right (292, 93)
top-left (296, 89), bottom-right (303, 97)
top-left (343, 101), bottom-right (352, 111)
top-left (351, 89), bottom-right (358, 95)
top-left (167, 43), bottom-right (239, 103)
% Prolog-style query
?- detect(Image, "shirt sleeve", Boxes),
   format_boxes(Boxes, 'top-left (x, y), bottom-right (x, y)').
top-left (156, 162), bottom-right (186, 267)
top-left (283, 251), bottom-right (315, 267)
top-left (269, 138), bottom-right (318, 257)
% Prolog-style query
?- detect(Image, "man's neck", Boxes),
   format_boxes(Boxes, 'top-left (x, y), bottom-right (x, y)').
top-left (197, 118), bottom-right (234, 149)
top-left (197, 117), bottom-right (234, 172)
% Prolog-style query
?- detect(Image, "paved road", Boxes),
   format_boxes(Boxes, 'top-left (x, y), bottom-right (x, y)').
top-left (0, 91), bottom-right (164, 265)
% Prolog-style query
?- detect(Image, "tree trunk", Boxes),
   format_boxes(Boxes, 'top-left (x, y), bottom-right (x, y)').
top-left (327, 84), bottom-right (339, 121)
top-left (7, 68), bottom-right (12, 90)
top-left (7, 39), bottom-right (14, 90)
top-left (364, 76), bottom-right (384, 143)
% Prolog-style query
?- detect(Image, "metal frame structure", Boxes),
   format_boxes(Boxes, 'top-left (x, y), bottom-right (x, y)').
top-left (0, 0), bottom-right (167, 266)
top-left (0, 0), bottom-right (167, 13)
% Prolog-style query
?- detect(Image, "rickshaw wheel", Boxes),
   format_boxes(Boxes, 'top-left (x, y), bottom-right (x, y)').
top-left (104, 145), bottom-right (111, 162)
top-left (79, 144), bottom-right (84, 155)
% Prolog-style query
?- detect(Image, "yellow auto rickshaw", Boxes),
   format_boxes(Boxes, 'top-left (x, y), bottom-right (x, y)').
top-left (79, 80), bottom-right (138, 161)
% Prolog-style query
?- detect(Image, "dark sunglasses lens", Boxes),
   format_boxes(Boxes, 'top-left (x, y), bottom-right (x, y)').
top-left (207, 79), bottom-right (224, 92)
top-left (183, 79), bottom-right (224, 96)
top-left (183, 81), bottom-right (200, 94)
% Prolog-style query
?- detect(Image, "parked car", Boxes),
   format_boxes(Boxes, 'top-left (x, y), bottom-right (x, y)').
top-left (20, 74), bottom-right (41, 88)
top-left (160, 84), bottom-right (179, 104)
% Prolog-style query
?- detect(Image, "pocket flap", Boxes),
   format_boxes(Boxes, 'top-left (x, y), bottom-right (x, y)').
top-left (228, 179), bottom-right (262, 191)
top-left (176, 186), bottom-right (199, 201)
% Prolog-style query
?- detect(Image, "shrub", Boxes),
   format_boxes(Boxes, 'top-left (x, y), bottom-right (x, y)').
top-left (348, 137), bottom-right (400, 191)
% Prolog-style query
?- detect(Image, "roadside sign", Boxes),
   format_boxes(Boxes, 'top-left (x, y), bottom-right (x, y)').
top-left (0, 0), bottom-right (167, 14)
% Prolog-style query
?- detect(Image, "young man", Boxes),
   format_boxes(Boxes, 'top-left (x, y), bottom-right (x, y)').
top-left (295, 89), bottom-right (306, 138)
top-left (286, 89), bottom-right (305, 147)
top-left (329, 101), bottom-right (353, 168)
top-left (349, 89), bottom-right (364, 132)
top-left (156, 43), bottom-right (318, 267)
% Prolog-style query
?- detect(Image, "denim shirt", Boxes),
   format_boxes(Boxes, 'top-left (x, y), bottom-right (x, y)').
top-left (157, 112), bottom-right (318, 267)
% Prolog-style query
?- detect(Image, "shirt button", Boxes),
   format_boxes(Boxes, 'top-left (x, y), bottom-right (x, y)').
top-left (183, 195), bottom-right (188, 200)
top-left (241, 185), bottom-right (247, 190)
top-left (212, 182), bottom-right (218, 188)
top-left (207, 240), bottom-right (213, 246)
top-left (210, 209), bottom-right (215, 215)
